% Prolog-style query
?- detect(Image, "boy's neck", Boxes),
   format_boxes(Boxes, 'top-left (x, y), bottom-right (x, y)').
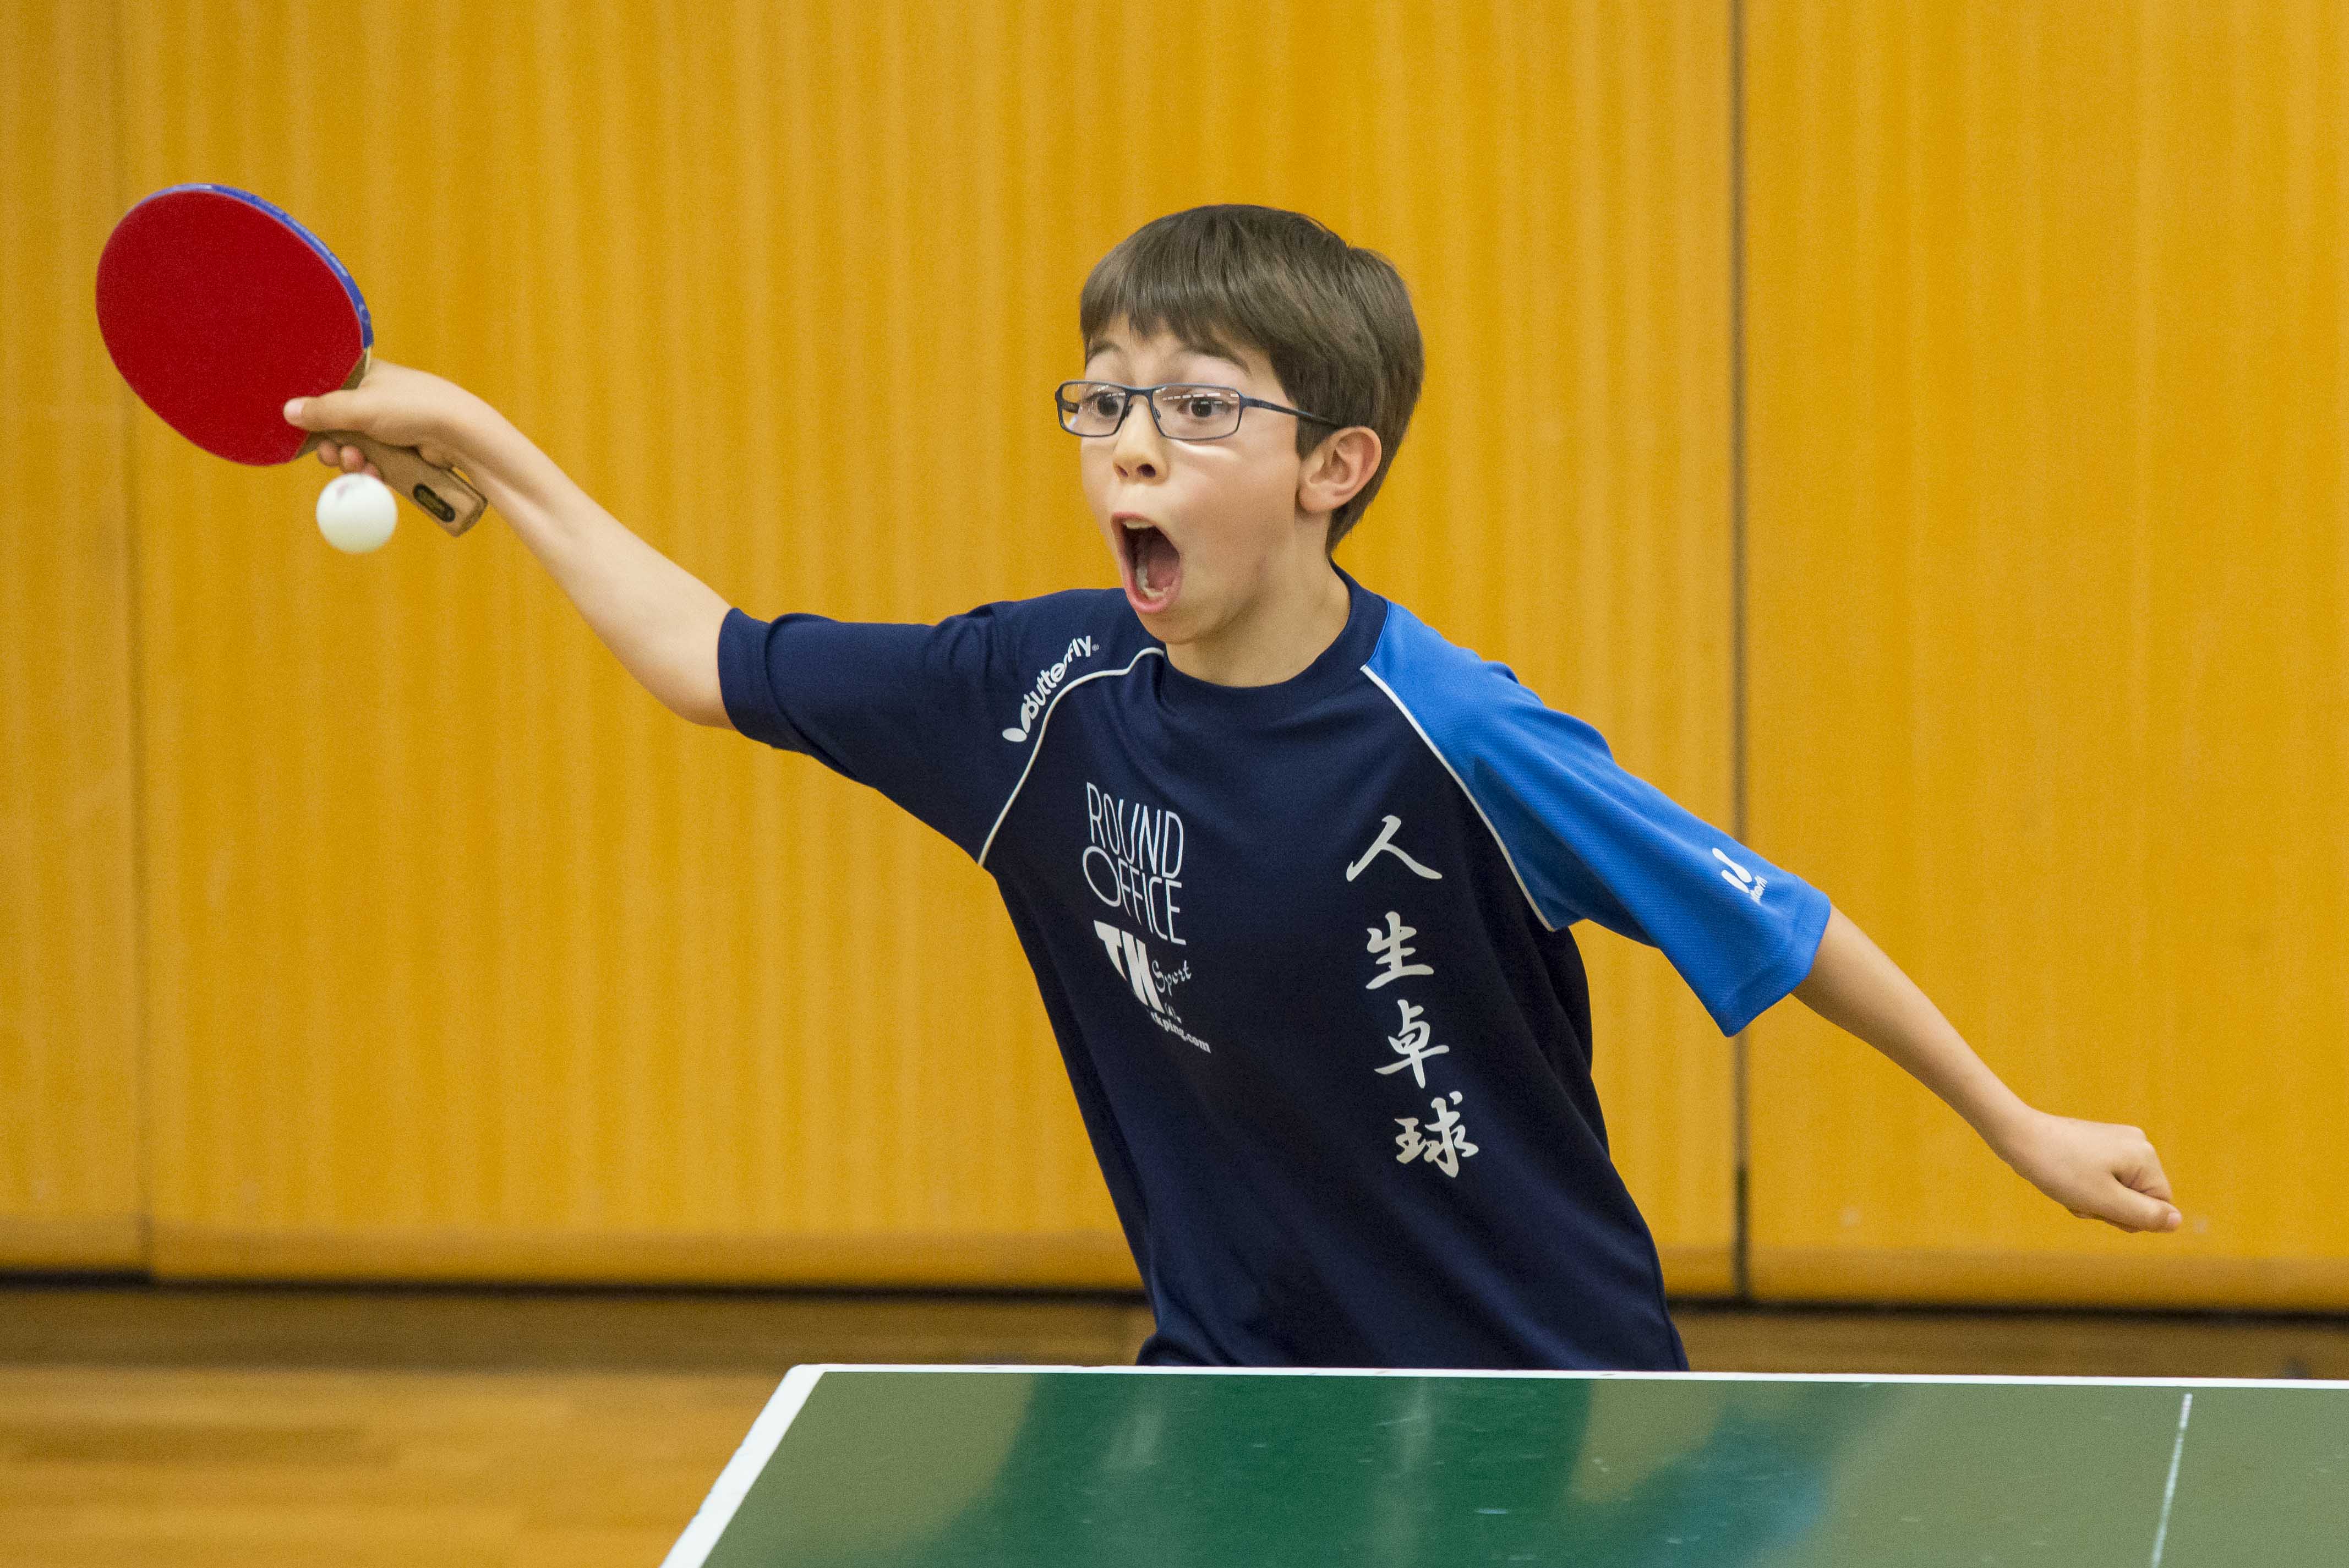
top-left (1163, 553), bottom-right (1352, 689)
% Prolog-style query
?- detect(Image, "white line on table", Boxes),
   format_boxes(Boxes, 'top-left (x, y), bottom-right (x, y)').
top-left (2149, 1391), bottom-right (2194, 1568)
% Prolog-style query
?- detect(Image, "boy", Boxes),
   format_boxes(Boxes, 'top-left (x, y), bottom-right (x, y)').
top-left (287, 205), bottom-right (2177, 1370)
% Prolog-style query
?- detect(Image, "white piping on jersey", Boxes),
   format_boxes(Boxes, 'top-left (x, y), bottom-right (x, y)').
top-left (977, 646), bottom-right (1167, 867)
top-left (1359, 665), bottom-right (1558, 933)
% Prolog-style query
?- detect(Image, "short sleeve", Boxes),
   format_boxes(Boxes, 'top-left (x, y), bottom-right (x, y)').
top-left (1366, 604), bottom-right (1831, 1035)
top-left (719, 599), bottom-right (1083, 861)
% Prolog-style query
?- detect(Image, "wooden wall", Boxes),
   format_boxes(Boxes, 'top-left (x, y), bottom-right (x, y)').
top-left (0, 0), bottom-right (143, 1269)
top-left (1745, 0), bottom-right (2349, 1306)
top-left (3, 0), bottom-right (2340, 1310)
top-left (4, 0), bottom-right (1739, 1292)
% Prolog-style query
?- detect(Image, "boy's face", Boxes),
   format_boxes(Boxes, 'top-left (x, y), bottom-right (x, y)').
top-left (1076, 320), bottom-right (1334, 643)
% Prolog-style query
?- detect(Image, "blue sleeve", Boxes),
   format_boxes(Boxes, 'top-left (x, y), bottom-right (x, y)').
top-left (719, 599), bottom-right (1092, 861)
top-left (1366, 604), bottom-right (1830, 1036)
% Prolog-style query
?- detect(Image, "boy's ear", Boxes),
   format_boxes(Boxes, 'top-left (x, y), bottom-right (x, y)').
top-left (1297, 426), bottom-right (1383, 520)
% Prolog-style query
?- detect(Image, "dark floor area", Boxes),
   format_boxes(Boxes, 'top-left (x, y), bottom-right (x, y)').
top-left (5, 1279), bottom-right (2346, 1379)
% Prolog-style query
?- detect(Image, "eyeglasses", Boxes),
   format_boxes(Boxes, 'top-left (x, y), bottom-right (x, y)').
top-left (1054, 380), bottom-right (1340, 442)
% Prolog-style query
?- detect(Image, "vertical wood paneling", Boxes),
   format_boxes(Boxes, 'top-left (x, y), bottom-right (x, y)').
top-left (1745, 0), bottom-right (2349, 1305)
top-left (0, 0), bottom-right (143, 1268)
top-left (102, 0), bottom-right (1733, 1287)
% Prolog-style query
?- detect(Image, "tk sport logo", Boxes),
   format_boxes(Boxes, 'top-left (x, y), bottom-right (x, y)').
top-left (1002, 636), bottom-right (1100, 742)
top-left (1095, 919), bottom-right (1212, 1053)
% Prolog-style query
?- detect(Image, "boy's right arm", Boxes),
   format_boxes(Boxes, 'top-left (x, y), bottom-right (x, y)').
top-left (286, 359), bottom-right (734, 728)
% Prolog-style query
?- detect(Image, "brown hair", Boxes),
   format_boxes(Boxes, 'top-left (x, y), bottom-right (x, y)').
top-left (1078, 205), bottom-right (1424, 550)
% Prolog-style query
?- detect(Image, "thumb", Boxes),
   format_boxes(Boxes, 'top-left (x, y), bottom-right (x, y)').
top-left (2111, 1183), bottom-right (2182, 1233)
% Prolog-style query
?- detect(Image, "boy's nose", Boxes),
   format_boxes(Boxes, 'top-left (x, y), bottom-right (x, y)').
top-left (1111, 398), bottom-right (1165, 480)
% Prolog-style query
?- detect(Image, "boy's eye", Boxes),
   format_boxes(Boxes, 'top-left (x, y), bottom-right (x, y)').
top-left (1085, 390), bottom-right (1126, 418)
top-left (1160, 389), bottom-right (1238, 433)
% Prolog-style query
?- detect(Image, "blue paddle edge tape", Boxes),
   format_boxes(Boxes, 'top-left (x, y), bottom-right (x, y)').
top-left (140, 182), bottom-right (374, 352)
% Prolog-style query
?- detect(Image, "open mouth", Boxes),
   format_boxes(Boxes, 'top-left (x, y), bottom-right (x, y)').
top-left (1118, 518), bottom-right (1183, 614)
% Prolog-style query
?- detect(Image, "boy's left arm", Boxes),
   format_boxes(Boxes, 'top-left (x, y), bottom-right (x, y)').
top-left (1790, 905), bottom-right (2182, 1234)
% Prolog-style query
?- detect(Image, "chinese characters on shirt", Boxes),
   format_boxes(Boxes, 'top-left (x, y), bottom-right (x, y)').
top-left (1353, 817), bottom-right (1478, 1177)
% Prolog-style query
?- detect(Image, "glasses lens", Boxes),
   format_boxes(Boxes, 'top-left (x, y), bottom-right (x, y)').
top-left (1154, 385), bottom-right (1242, 439)
top-left (1061, 382), bottom-right (1128, 435)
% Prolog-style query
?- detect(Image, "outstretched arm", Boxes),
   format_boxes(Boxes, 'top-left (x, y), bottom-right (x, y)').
top-left (1790, 905), bottom-right (2182, 1234)
top-left (286, 360), bottom-right (733, 727)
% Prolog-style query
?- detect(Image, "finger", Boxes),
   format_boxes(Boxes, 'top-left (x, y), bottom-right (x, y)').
top-left (2131, 1150), bottom-right (2175, 1205)
top-left (341, 446), bottom-right (367, 473)
top-left (417, 444), bottom-right (453, 469)
top-left (284, 391), bottom-right (367, 431)
top-left (314, 441), bottom-right (342, 466)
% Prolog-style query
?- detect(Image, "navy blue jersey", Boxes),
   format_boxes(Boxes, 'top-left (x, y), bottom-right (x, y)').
top-left (719, 569), bottom-right (1829, 1370)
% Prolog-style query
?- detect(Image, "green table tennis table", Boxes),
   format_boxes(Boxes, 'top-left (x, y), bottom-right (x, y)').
top-left (662, 1363), bottom-right (2349, 1566)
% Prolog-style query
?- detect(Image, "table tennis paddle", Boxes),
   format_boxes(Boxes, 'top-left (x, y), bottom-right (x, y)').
top-left (95, 183), bottom-right (485, 536)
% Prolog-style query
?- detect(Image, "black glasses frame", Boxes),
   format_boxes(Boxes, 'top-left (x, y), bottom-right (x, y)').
top-left (1053, 380), bottom-right (1341, 442)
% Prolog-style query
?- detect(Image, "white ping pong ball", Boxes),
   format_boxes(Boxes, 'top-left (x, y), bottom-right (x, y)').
top-left (316, 472), bottom-right (397, 553)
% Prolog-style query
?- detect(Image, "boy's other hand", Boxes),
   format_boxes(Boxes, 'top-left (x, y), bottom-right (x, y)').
top-left (2000, 1111), bottom-right (2181, 1233)
top-left (283, 357), bottom-right (484, 479)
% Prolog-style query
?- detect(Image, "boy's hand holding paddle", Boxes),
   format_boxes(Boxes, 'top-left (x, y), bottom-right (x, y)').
top-left (95, 183), bottom-right (488, 535)
top-left (285, 357), bottom-right (482, 483)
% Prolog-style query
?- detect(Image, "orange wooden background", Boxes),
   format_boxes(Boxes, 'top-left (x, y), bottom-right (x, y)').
top-left (3, 0), bottom-right (2342, 1308)
top-left (1744, 0), bottom-right (2349, 1307)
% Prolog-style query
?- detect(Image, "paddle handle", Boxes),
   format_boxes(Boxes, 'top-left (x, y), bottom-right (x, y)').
top-left (329, 431), bottom-right (487, 537)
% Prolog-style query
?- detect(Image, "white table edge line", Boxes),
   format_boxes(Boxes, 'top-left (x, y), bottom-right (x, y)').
top-left (789, 1364), bottom-right (2349, 1391)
